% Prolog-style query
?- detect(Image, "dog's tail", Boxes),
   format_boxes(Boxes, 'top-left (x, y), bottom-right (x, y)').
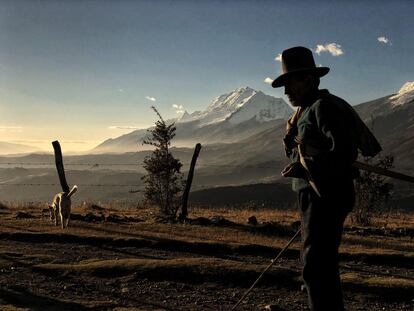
top-left (68, 185), bottom-right (78, 198)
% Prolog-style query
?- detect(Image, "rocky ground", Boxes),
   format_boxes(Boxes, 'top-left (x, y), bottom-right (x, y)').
top-left (0, 204), bottom-right (413, 310)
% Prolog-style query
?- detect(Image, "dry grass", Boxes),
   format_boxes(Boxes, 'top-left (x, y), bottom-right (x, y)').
top-left (342, 272), bottom-right (414, 288)
top-left (190, 206), bottom-right (300, 226)
top-left (0, 305), bottom-right (30, 311)
top-left (33, 257), bottom-right (295, 280)
top-left (1, 201), bottom-right (413, 310)
top-left (0, 201), bottom-right (413, 258)
top-left (32, 257), bottom-right (414, 291)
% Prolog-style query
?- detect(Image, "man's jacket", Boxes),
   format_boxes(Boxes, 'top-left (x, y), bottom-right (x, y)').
top-left (285, 89), bottom-right (382, 193)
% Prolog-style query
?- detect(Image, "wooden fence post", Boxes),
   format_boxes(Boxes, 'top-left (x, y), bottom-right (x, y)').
top-left (179, 143), bottom-right (202, 221)
top-left (52, 140), bottom-right (70, 193)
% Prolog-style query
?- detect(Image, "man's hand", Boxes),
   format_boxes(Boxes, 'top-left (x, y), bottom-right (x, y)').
top-left (284, 110), bottom-right (300, 151)
top-left (283, 133), bottom-right (298, 150)
top-left (281, 162), bottom-right (307, 179)
top-left (286, 118), bottom-right (298, 134)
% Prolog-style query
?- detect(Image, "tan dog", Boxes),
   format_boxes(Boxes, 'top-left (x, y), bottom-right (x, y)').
top-left (49, 185), bottom-right (78, 229)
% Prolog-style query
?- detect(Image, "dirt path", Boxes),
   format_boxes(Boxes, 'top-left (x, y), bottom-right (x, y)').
top-left (0, 207), bottom-right (413, 310)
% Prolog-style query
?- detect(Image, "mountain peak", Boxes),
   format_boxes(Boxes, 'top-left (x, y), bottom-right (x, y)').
top-left (177, 86), bottom-right (292, 126)
top-left (234, 86), bottom-right (255, 93)
top-left (390, 81), bottom-right (414, 107)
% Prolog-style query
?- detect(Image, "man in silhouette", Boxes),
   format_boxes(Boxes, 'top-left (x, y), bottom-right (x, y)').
top-left (271, 46), bottom-right (381, 310)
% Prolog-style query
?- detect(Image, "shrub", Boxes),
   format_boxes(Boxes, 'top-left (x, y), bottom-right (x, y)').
top-left (352, 154), bottom-right (394, 226)
top-left (141, 106), bottom-right (184, 220)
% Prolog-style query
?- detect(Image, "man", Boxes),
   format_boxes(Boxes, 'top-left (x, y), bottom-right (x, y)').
top-left (271, 46), bottom-right (381, 310)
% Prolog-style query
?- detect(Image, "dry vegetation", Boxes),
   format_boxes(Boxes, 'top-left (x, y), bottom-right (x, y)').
top-left (0, 201), bottom-right (413, 310)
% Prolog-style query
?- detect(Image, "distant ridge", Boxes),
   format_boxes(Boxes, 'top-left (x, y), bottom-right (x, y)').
top-left (0, 141), bottom-right (42, 155)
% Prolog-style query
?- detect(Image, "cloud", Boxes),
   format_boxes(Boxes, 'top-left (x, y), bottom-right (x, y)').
top-left (264, 77), bottom-right (274, 85)
top-left (274, 53), bottom-right (282, 62)
top-left (172, 104), bottom-right (185, 114)
top-left (12, 139), bottom-right (44, 144)
top-left (60, 141), bottom-right (87, 144)
top-left (0, 126), bottom-right (23, 133)
top-left (377, 36), bottom-right (391, 45)
top-left (108, 126), bottom-right (145, 130)
top-left (118, 88), bottom-right (124, 92)
top-left (145, 96), bottom-right (156, 102)
top-left (315, 43), bottom-right (344, 56)
top-left (11, 139), bottom-right (86, 145)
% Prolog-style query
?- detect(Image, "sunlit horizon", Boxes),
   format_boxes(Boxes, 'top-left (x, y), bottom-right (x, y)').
top-left (1, 0), bottom-right (413, 153)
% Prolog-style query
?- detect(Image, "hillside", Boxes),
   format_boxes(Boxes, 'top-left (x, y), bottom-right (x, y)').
top-left (1, 83), bottom-right (414, 206)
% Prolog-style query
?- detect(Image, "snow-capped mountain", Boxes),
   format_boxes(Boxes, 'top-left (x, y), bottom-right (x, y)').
top-left (178, 87), bottom-right (292, 126)
top-left (4, 81), bottom-right (414, 208)
top-left (93, 87), bottom-right (291, 153)
top-left (390, 81), bottom-right (414, 107)
top-left (354, 81), bottom-right (414, 172)
top-left (356, 81), bottom-right (414, 121)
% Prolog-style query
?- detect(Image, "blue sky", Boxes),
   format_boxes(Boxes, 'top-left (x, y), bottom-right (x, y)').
top-left (0, 0), bottom-right (413, 152)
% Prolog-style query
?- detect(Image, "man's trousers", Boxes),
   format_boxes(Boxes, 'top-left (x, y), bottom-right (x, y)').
top-left (298, 180), bottom-right (355, 311)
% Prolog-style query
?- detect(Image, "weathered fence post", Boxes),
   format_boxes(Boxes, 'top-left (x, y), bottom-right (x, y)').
top-left (52, 140), bottom-right (70, 193)
top-left (179, 143), bottom-right (202, 221)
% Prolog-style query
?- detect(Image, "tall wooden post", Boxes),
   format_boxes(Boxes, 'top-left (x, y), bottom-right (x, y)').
top-left (52, 140), bottom-right (70, 193)
top-left (179, 143), bottom-right (202, 221)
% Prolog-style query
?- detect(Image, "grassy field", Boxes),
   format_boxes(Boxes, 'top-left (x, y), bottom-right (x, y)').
top-left (0, 202), bottom-right (413, 310)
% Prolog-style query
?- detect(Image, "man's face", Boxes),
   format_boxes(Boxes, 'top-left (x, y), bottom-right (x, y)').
top-left (284, 74), bottom-right (314, 107)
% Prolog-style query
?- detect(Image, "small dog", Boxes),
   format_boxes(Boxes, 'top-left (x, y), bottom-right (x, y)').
top-left (49, 185), bottom-right (78, 229)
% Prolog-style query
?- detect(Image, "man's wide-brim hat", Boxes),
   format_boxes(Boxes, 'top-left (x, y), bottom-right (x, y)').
top-left (271, 46), bottom-right (330, 88)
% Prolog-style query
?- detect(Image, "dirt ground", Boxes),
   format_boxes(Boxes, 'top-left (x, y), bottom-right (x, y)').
top-left (0, 203), bottom-right (413, 311)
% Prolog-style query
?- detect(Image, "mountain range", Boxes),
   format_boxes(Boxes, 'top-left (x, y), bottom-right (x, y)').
top-left (93, 87), bottom-right (292, 153)
top-left (93, 81), bottom-right (414, 176)
top-left (0, 141), bottom-right (42, 155)
top-left (354, 81), bottom-right (414, 171)
top-left (0, 82), bottom-right (413, 207)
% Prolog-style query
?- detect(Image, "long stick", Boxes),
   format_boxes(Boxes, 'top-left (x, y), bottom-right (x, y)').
top-left (230, 228), bottom-right (301, 311)
top-left (353, 161), bottom-right (414, 183)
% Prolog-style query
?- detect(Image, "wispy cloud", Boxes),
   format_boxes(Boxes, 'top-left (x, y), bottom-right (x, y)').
top-left (274, 53), bottom-right (282, 62)
top-left (315, 43), bottom-right (344, 56)
top-left (108, 126), bottom-right (145, 130)
top-left (61, 141), bottom-right (87, 144)
top-left (145, 96), bottom-right (156, 102)
top-left (377, 36), bottom-right (391, 45)
top-left (12, 139), bottom-right (44, 144)
top-left (0, 126), bottom-right (23, 133)
top-left (172, 104), bottom-right (185, 114)
top-left (264, 77), bottom-right (273, 85)
top-left (11, 139), bottom-right (86, 145)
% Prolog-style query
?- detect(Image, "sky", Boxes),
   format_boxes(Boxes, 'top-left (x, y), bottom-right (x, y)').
top-left (0, 0), bottom-right (413, 152)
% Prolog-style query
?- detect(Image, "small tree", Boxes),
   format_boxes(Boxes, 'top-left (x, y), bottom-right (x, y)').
top-left (352, 154), bottom-right (394, 226)
top-left (141, 106), bottom-right (183, 220)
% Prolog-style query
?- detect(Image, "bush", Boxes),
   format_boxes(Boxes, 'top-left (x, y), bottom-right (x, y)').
top-left (352, 154), bottom-right (394, 226)
top-left (141, 106), bottom-right (184, 220)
